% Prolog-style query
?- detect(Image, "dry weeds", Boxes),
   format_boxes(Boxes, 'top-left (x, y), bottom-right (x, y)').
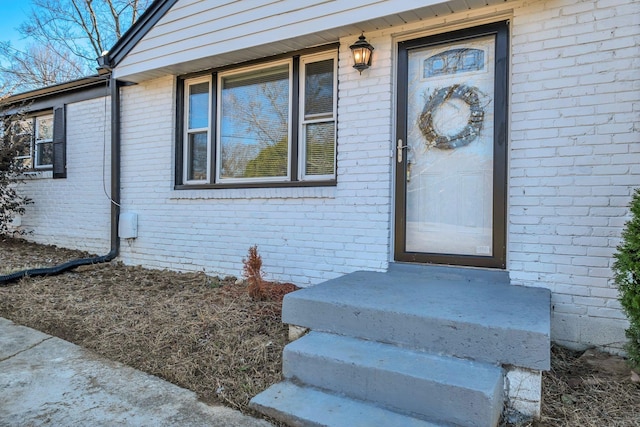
top-left (0, 237), bottom-right (289, 418)
top-left (2, 237), bottom-right (639, 426)
top-left (533, 345), bottom-right (640, 427)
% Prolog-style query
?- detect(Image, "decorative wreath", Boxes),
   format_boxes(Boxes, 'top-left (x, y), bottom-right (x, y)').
top-left (418, 84), bottom-right (484, 150)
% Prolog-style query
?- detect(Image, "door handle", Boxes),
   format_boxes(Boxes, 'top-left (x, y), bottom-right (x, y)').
top-left (397, 139), bottom-right (407, 163)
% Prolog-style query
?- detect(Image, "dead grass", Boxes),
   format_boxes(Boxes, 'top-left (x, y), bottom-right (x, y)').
top-left (533, 345), bottom-right (640, 427)
top-left (0, 237), bottom-right (290, 418)
top-left (2, 237), bottom-right (639, 426)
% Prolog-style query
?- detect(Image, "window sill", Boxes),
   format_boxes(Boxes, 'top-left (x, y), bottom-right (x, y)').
top-left (175, 180), bottom-right (335, 190)
top-left (22, 170), bottom-right (53, 179)
top-left (170, 180), bottom-right (337, 200)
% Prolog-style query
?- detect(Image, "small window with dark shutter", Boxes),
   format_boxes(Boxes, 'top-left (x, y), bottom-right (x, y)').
top-left (52, 106), bottom-right (66, 179)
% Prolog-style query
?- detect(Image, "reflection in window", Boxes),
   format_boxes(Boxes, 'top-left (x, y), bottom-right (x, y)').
top-left (187, 133), bottom-right (208, 180)
top-left (35, 115), bottom-right (53, 168)
top-left (13, 120), bottom-right (33, 169)
top-left (423, 48), bottom-right (484, 78)
top-left (189, 83), bottom-right (209, 129)
top-left (179, 50), bottom-right (338, 186)
top-left (219, 64), bottom-right (290, 180)
top-left (184, 79), bottom-right (210, 182)
top-left (301, 56), bottom-right (336, 178)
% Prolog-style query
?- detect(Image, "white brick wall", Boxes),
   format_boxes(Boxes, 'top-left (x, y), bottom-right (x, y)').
top-left (115, 0), bottom-right (637, 351)
top-left (19, 96), bottom-right (112, 254)
top-left (19, 0), bottom-right (637, 354)
top-left (324, 0), bottom-right (636, 352)
top-left (508, 0), bottom-right (639, 352)
top-left (117, 62), bottom-right (393, 285)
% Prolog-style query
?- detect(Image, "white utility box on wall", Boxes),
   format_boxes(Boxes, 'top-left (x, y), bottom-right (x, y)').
top-left (118, 212), bottom-right (138, 238)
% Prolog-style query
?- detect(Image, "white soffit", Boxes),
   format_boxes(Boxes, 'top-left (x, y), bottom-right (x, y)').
top-left (114, 0), bottom-right (509, 82)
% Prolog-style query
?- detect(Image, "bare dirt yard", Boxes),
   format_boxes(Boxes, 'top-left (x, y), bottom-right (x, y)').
top-left (1, 237), bottom-right (639, 426)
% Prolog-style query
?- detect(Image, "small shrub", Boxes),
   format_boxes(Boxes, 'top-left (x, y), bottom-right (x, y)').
top-left (241, 245), bottom-right (300, 302)
top-left (612, 188), bottom-right (640, 370)
top-left (0, 106), bottom-right (32, 236)
top-left (242, 245), bottom-right (266, 300)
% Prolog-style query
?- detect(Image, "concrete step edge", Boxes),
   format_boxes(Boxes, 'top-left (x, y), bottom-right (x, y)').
top-left (282, 274), bottom-right (551, 371)
top-left (283, 331), bottom-right (504, 426)
top-left (285, 331), bottom-right (503, 391)
top-left (250, 381), bottom-right (445, 427)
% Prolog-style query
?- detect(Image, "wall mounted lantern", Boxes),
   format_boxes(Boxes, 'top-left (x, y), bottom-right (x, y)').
top-left (349, 33), bottom-right (374, 74)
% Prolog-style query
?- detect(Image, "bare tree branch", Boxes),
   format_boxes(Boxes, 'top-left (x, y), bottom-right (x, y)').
top-left (2, 0), bottom-right (152, 94)
top-left (107, 0), bottom-right (122, 40)
top-left (131, 0), bottom-right (140, 27)
top-left (0, 42), bottom-right (87, 95)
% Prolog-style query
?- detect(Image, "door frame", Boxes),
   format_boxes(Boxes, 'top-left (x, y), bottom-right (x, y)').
top-left (394, 21), bottom-right (509, 269)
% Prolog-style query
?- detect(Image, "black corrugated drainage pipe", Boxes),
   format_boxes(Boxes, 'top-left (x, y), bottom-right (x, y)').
top-left (1, 77), bottom-right (121, 285)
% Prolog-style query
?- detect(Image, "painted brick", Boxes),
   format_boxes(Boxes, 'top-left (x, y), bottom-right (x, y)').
top-left (113, 40), bottom-right (395, 285)
top-left (19, 97), bottom-right (112, 254)
top-left (20, 0), bottom-right (637, 356)
top-left (552, 304), bottom-right (588, 316)
top-left (506, 368), bottom-right (542, 418)
top-left (509, 0), bottom-right (639, 352)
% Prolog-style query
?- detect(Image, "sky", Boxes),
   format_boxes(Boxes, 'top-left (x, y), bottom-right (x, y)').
top-left (0, 0), bottom-right (32, 51)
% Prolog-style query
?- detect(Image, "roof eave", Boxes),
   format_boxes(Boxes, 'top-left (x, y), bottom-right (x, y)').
top-left (101, 0), bottom-right (178, 70)
top-left (1, 75), bottom-right (109, 106)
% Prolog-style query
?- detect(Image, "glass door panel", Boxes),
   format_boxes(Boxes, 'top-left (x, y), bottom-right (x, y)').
top-left (395, 22), bottom-right (508, 268)
top-left (405, 36), bottom-right (495, 256)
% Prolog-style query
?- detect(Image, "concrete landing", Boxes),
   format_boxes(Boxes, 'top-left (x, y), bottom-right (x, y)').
top-left (283, 263), bottom-right (551, 370)
top-left (0, 317), bottom-right (272, 427)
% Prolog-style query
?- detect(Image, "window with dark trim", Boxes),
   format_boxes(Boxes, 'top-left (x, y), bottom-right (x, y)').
top-left (34, 114), bottom-right (54, 169)
top-left (6, 107), bottom-right (66, 178)
top-left (177, 50), bottom-right (337, 188)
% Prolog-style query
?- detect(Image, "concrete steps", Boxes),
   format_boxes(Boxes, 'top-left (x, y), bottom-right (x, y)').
top-left (284, 332), bottom-right (504, 426)
top-left (282, 264), bottom-right (550, 371)
top-left (250, 264), bottom-right (551, 427)
top-left (251, 382), bottom-right (443, 427)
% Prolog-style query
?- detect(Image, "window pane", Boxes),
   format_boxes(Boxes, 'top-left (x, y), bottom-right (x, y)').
top-left (305, 59), bottom-right (334, 117)
top-left (36, 142), bottom-right (53, 166)
top-left (12, 120), bottom-right (32, 164)
top-left (220, 64), bottom-right (289, 179)
top-left (37, 116), bottom-right (53, 140)
top-left (15, 120), bottom-right (32, 136)
top-left (305, 121), bottom-right (335, 176)
top-left (13, 133), bottom-right (31, 158)
top-left (189, 82), bottom-right (209, 129)
top-left (187, 132), bottom-right (208, 180)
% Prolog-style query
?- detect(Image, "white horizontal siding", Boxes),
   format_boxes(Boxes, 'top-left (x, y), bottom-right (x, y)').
top-left (114, 0), bottom-right (457, 80)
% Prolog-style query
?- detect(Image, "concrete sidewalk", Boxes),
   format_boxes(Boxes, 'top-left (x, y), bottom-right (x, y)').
top-left (0, 317), bottom-right (273, 427)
